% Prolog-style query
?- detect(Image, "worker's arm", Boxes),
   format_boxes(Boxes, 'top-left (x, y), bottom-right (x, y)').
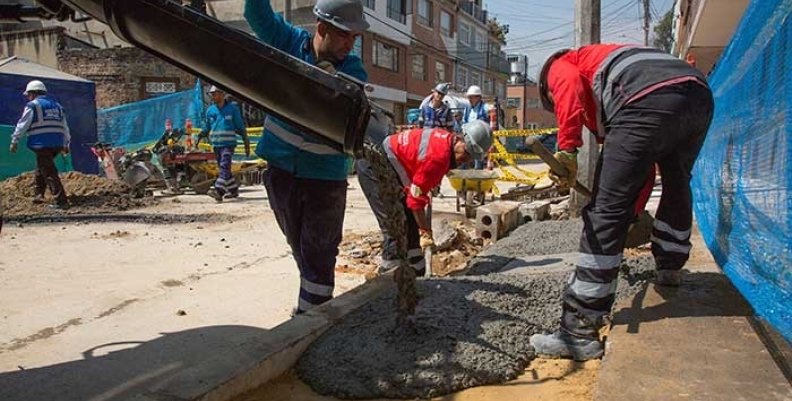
top-left (244, 0), bottom-right (304, 52)
top-left (233, 104), bottom-right (251, 156)
top-left (417, 106), bottom-right (428, 128)
top-left (11, 105), bottom-right (34, 145)
top-left (61, 109), bottom-right (71, 150)
top-left (547, 60), bottom-right (585, 151)
top-left (406, 153), bottom-right (450, 219)
top-left (196, 108), bottom-right (213, 144)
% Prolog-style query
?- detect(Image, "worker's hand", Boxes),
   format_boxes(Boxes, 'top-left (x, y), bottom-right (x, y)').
top-left (316, 60), bottom-right (337, 74)
top-left (550, 150), bottom-right (578, 189)
top-left (419, 229), bottom-right (434, 251)
top-left (61, 146), bottom-right (70, 155)
top-left (9, 142), bottom-right (17, 153)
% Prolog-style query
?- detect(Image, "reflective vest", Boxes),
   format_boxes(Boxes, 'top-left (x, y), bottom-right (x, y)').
top-left (206, 102), bottom-right (245, 148)
top-left (463, 101), bottom-right (490, 124)
top-left (26, 96), bottom-right (67, 149)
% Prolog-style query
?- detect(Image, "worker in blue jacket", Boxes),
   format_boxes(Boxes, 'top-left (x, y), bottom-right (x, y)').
top-left (245, 0), bottom-right (368, 314)
top-left (9, 80), bottom-right (70, 209)
top-left (199, 85), bottom-right (249, 202)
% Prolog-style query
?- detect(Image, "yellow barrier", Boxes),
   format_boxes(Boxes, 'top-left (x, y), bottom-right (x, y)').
top-left (489, 127), bottom-right (557, 185)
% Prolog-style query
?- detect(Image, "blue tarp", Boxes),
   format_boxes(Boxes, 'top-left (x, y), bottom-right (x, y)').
top-left (0, 61), bottom-right (98, 177)
top-left (692, 0), bottom-right (792, 342)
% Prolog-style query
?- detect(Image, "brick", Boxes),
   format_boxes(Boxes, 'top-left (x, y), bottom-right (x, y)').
top-left (475, 200), bottom-right (521, 241)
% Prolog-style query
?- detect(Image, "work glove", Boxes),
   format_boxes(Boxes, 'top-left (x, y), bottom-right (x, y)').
top-left (9, 142), bottom-right (17, 153)
top-left (419, 229), bottom-right (434, 251)
top-left (549, 150), bottom-right (578, 189)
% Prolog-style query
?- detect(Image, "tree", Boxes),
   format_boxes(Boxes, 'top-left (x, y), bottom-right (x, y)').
top-left (653, 10), bottom-right (674, 53)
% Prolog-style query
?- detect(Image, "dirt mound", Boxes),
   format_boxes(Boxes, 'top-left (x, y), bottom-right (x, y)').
top-left (0, 172), bottom-right (156, 217)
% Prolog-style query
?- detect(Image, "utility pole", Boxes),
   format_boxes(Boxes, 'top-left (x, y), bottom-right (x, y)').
top-left (523, 55), bottom-right (528, 129)
top-left (571, 0), bottom-right (601, 216)
top-left (643, 0), bottom-right (650, 46)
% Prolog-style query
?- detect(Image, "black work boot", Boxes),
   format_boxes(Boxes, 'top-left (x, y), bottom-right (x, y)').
top-left (530, 330), bottom-right (604, 361)
top-left (206, 188), bottom-right (223, 203)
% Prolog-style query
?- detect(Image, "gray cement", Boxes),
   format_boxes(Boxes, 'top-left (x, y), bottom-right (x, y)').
top-left (296, 256), bottom-right (656, 399)
top-left (467, 220), bottom-right (584, 275)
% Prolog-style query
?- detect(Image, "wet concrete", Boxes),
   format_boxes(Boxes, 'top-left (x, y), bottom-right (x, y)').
top-left (296, 255), bottom-right (655, 399)
top-left (467, 220), bottom-right (583, 275)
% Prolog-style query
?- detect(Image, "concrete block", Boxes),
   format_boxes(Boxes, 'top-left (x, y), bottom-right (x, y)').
top-left (475, 201), bottom-right (521, 241)
top-left (519, 200), bottom-right (552, 222)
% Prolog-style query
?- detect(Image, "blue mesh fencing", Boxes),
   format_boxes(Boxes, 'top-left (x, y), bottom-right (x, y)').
top-left (692, 0), bottom-right (792, 342)
top-left (97, 81), bottom-right (203, 150)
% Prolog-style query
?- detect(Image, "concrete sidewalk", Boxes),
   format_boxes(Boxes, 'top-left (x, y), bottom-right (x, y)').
top-left (595, 232), bottom-right (792, 401)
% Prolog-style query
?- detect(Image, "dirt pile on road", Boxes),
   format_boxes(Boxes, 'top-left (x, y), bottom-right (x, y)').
top-left (0, 172), bottom-right (156, 217)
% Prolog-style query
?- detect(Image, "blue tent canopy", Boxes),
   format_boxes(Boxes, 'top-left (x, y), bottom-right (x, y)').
top-left (0, 57), bottom-right (98, 177)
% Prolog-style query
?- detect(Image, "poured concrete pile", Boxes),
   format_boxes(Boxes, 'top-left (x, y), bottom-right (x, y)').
top-left (296, 256), bottom-right (655, 399)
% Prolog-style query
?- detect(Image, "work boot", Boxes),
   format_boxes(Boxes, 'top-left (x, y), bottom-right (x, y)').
top-left (32, 195), bottom-right (45, 204)
top-left (656, 270), bottom-right (682, 287)
top-left (224, 192), bottom-right (239, 199)
top-left (206, 188), bottom-right (223, 203)
top-left (530, 330), bottom-right (604, 361)
top-left (49, 202), bottom-right (69, 211)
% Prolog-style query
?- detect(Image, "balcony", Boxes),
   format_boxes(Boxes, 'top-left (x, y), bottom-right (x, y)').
top-left (459, 1), bottom-right (487, 25)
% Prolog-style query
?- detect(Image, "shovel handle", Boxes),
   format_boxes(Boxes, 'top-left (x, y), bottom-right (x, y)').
top-left (525, 136), bottom-right (593, 198)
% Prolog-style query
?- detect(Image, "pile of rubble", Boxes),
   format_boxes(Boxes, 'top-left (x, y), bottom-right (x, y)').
top-left (338, 220), bottom-right (484, 278)
top-left (0, 172), bottom-right (156, 217)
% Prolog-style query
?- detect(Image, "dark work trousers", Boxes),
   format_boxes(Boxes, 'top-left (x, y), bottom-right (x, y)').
top-left (213, 146), bottom-right (238, 196)
top-left (355, 158), bottom-right (426, 276)
top-left (33, 148), bottom-right (67, 205)
top-left (562, 82), bottom-right (714, 338)
top-left (263, 166), bottom-right (347, 313)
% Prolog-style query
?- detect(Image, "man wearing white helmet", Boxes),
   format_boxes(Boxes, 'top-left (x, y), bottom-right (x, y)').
top-left (245, 0), bottom-right (368, 314)
top-left (357, 120), bottom-right (492, 275)
top-left (462, 85), bottom-right (491, 125)
top-left (418, 83), bottom-right (452, 129)
top-left (9, 80), bottom-right (70, 209)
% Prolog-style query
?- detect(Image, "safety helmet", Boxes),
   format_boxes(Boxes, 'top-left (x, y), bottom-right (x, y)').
top-left (465, 85), bottom-right (482, 97)
top-left (23, 80), bottom-right (47, 95)
top-left (461, 120), bottom-right (493, 160)
top-left (539, 48), bottom-right (572, 112)
top-left (432, 83), bottom-right (449, 96)
top-left (208, 85), bottom-right (223, 94)
top-left (314, 0), bottom-right (370, 32)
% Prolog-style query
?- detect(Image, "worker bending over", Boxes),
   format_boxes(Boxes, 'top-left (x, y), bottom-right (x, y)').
top-left (199, 85), bottom-right (249, 202)
top-left (245, 0), bottom-right (368, 314)
top-left (529, 44), bottom-right (714, 360)
top-left (358, 120), bottom-right (492, 275)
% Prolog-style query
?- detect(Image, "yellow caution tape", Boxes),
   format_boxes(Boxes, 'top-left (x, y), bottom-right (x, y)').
top-left (488, 127), bottom-right (558, 185)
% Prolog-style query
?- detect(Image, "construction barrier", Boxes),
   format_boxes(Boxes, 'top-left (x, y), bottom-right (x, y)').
top-left (691, 0), bottom-right (791, 341)
top-left (489, 128), bottom-right (557, 185)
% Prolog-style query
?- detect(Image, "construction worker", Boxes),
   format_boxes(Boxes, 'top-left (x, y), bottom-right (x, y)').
top-left (462, 85), bottom-right (492, 169)
top-left (8, 80), bottom-right (70, 209)
top-left (199, 85), bottom-right (249, 202)
top-left (529, 44), bottom-right (714, 360)
top-left (245, 0), bottom-right (368, 313)
top-left (357, 120), bottom-right (493, 275)
top-left (418, 83), bottom-right (452, 129)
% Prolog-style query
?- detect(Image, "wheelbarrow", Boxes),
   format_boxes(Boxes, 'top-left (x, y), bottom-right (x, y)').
top-left (446, 169), bottom-right (500, 218)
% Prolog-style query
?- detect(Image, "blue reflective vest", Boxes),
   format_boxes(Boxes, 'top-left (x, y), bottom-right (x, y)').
top-left (205, 101), bottom-right (245, 148)
top-left (245, 0), bottom-right (367, 181)
top-left (26, 96), bottom-right (68, 150)
top-left (463, 101), bottom-right (490, 124)
top-left (419, 104), bottom-right (452, 129)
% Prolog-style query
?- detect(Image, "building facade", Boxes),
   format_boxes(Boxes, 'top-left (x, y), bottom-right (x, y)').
top-left (504, 54), bottom-right (555, 130)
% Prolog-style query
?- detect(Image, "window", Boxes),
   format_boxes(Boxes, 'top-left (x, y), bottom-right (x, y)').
top-left (363, 0), bottom-right (375, 10)
top-left (440, 10), bottom-right (453, 36)
top-left (374, 40), bottom-right (399, 71)
top-left (435, 61), bottom-right (447, 82)
top-left (526, 123), bottom-right (538, 129)
top-left (417, 0), bottom-right (433, 27)
top-left (456, 66), bottom-right (468, 88)
top-left (506, 97), bottom-right (521, 109)
top-left (387, 0), bottom-right (406, 23)
top-left (459, 21), bottom-right (471, 45)
top-left (470, 71), bottom-right (481, 87)
top-left (351, 36), bottom-right (363, 60)
top-left (475, 31), bottom-right (486, 52)
top-left (411, 54), bottom-right (426, 80)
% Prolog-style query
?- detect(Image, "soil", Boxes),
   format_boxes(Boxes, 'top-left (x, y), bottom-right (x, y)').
top-left (0, 172), bottom-right (156, 218)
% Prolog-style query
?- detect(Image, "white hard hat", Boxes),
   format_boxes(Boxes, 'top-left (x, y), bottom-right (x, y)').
top-left (23, 80), bottom-right (47, 95)
top-left (466, 85), bottom-right (482, 97)
top-left (461, 120), bottom-right (492, 160)
top-left (208, 85), bottom-right (223, 94)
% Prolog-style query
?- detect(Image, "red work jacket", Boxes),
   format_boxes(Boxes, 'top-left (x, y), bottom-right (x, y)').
top-left (383, 128), bottom-right (455, 210)
top-left (546, 44), bottom-right (624, 151)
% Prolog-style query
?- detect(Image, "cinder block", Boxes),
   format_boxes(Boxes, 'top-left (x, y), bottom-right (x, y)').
top-left (519, 200), bottom-right (552, 222)
top-left (476, 201), bottom-right (521, 241)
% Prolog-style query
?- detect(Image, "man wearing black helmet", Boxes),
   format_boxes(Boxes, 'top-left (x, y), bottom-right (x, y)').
top-left (530, 44), bottom-right (714, 360)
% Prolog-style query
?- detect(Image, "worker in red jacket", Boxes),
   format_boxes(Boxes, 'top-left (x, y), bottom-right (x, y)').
top-left (357, 120), bottom-right (492, 276)
top-left (530, 44), bottom-right (714, 360)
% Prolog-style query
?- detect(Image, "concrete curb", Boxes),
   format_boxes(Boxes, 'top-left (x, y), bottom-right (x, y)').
top-left (134, 274), bottom-right (394, 401)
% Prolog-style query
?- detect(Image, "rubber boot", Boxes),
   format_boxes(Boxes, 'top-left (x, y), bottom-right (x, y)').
top-left (530, 330), bottom-right (604, 361)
